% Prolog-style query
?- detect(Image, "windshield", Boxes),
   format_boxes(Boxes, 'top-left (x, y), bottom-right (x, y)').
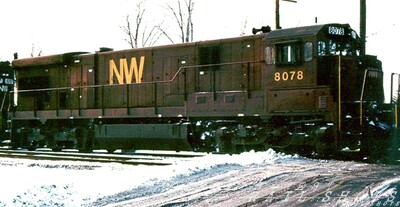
top-left (318, 29), bottom-right (360, 56)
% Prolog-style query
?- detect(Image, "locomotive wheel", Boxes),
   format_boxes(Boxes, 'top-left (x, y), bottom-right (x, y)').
top-left (52, 146), bottom-right (62, 152)
top-left (314, 124), bottom-right (335, 158)
top-left (214, 128), bottom-right (234, 154)
top-left (12, 127), bottom-right (30, 150)
top-left (27, 141), bottom-right (38, 151)
top-left (215, 137), bottom-right (233, 154)
top-left (46, 129), bottom-right (61, 152)
top-left (360, 125), bottom-right (390, 162)
top-left (49, 140), bottom-right (62, 152)
top-left (76, 127), bottom-right (93, 153)
top-left (314, 141), bottom-right (334, 159)
top-left (107, 149), bottom-right (116, 153)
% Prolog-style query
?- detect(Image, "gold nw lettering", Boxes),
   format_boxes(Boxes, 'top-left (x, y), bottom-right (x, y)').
top-left (109, 56), bottom-right (145, 85)
top-left (132, 56), bottom-right (145, 83)
top-left (121, 59), bottom-right (132, 83)
top-left (109, 59), bottom-right (123, 84)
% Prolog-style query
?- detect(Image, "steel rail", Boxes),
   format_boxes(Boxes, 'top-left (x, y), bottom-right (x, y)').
top-left (0, 149), bottom-right (174, 166)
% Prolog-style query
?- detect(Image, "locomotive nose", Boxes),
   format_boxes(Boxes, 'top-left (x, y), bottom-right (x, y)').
top-left (356, 55), bottom-right (384, 103)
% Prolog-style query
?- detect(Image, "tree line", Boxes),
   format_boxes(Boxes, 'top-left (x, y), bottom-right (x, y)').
top-left (121, 0), bottom-right (194, 49)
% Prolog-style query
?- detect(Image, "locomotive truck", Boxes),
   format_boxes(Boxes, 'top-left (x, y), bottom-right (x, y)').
top-left (5, 23), bottom-right (394, 159)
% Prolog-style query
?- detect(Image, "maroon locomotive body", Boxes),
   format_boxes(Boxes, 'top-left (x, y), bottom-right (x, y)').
top-left (9, 23), bottom-right (388, 157)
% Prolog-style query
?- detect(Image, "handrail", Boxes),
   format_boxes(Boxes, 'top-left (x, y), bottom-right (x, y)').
top-left (391, 73), bottom-right (400, 128)
top-left (338, 55), bottom-right (341, 132)
top-left (10, 60), bottom-right (262, 94)
top-left (0, 92), bottom-right (6, 111)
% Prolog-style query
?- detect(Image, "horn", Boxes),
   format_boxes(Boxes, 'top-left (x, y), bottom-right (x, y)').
top-left (252, 26), bottom-right (271, 34)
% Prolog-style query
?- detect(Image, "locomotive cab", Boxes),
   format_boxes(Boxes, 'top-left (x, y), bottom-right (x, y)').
top-left (262, 23), bottom-right (384, 118)
top-left (262, 24), bottom-right (340, 115)
top-left (261, 23), bottom-right (388, 157)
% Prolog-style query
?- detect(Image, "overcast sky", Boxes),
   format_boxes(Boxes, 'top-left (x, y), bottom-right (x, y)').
top-left (0, 0), bottom-right (399, 98)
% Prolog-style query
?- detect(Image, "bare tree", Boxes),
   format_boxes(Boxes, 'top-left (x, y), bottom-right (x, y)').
top-left (166, 0), bottom-right (194, 43)
top-left (30, 43), bottom-right (42, 57)
top-left (240, 17), bottom-right (248, 36)
top-left (121, 0), bottom-right (163, 48)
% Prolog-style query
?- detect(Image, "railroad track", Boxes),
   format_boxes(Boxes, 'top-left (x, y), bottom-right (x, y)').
top-left (0, 149), bottom-right (201, 166)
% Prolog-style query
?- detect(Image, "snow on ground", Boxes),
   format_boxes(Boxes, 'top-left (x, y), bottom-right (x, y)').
top-left (0, 149), bottom-right (292, 206)
top-left (1, 149), bottom-right (399, 207)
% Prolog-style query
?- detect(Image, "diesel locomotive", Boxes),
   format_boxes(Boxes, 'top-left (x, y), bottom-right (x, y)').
top-left (4, 23), bottom-right (394, 159)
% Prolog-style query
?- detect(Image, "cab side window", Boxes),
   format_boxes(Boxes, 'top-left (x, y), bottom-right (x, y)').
top-left (266, 41), bottom-right (313, 65)
top-left (265, 46), bottom-right (275, 65)
top-left (275, 42), bottom-right (301, 66)
top-left (304, 42), bottom-right (313, 62)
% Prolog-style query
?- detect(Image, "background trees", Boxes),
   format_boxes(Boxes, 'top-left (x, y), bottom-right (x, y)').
top-left (121, 0), bottom-right (195, 48)
top-left (120, 0), bottom-right (163, 48)
top-left (167, 0), bottom-right (194, 43)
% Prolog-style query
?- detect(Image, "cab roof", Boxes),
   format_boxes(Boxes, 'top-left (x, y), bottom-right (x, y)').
top-left (264, 23), bottom-right (351, 40)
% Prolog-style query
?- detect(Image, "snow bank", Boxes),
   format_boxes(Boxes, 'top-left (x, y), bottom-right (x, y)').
top-left (168, 148), bottom-right (295, 174)
top-left (0, 149), bottom-right (294, 206)
top-left (350, 177), bottom-right (400, 207)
